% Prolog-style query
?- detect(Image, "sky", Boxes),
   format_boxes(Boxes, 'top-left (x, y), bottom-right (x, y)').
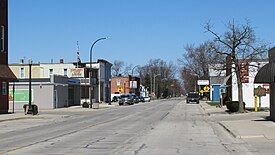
top-left (8, 0), bottom-right (275, 66)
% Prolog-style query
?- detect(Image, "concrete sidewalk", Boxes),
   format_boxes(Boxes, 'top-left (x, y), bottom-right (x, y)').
top-left (0, 102), bottom-right (119, 122)
top-left (219, 119), bottom-right (275, 140)
top-left (200, 101), bottom-right (275, 141)
top-left (200, 101), bottom-right (228, 116)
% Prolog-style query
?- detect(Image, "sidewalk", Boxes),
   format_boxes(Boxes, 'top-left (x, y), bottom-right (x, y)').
top-left (200, 101), bottom-right (275, 141)
top-left (200, 101), bottom-right (228, 116)
top-left (0, 102), bottom-right (119, 122)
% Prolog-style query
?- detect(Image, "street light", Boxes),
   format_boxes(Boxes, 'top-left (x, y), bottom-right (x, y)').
top-left (27, 59), bottom-right (33, 115)
top-left (153, 74), bottom-right (161, 97)
top-left (89, 37), bottom-right (107, 108)
top-left (131, 65), bottom-right (139, 94)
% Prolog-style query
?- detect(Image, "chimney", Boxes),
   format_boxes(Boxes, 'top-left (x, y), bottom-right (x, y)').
top-left (60, 59), bottom-right (64, 64)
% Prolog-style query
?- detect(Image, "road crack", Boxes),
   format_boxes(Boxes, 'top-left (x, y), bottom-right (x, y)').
top-left (134, 143), bottom-right (146, 155)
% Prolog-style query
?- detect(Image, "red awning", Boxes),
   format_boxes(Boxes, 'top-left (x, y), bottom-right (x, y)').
top-left (0, 65), bottom-right (17, 81)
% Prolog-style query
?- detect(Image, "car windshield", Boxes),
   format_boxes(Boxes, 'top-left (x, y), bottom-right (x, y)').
top-left (121, 95), bottom-right (129, 98)
top-left (187, 93), bottom-right (199, 98)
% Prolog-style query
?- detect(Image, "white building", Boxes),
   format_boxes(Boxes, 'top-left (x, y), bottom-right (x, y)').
top-left (209, 60), bottom-right (270, 108)
top-left (231, 61), bottom-right (269, 108)
top-left (9, 59), bottom-right (112, 106)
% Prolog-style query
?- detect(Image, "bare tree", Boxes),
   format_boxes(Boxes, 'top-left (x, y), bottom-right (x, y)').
top-left (138, 59), bottom-right (181, 98)
top-left (178, 42), bottom-right (224, 92)
top-left (123, 63), bottom-right (133, 76)
top-left (205, 20), bottom-right (268, 112)
top-left (111, 60), bottom-right (124, 76)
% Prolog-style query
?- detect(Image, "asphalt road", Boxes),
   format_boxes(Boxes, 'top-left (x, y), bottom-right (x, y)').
top-left (0, 99), bottom-right (256, 155)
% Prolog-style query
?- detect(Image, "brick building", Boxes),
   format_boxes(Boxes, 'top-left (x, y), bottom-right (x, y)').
top-left (0, 0), bottom-right (17, 113)
top-left (111, 76), bottom-right (140, 96)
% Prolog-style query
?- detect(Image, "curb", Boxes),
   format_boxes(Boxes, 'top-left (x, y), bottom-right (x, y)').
top-left (199, 103), bottom-right (211, 116)
top-left (218, 121), bottom-right (239, 138)
top-left (0, 116), bottom-right (47, 123)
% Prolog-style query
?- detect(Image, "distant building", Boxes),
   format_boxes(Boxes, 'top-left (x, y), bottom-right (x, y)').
top-left (111, 76), bottom-right (140, 99)
top-left (9, 59), bottom-right (112, 110)
top-left (0, 0), bottom-right (17, 113)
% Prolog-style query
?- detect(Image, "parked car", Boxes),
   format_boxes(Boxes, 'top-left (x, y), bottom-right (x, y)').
top-left (112, 95), bottom-right (120, 102)
top-left (133, 95), bottom-right (140, 104)
top-left (186, 92), bottom-right (200, 104)
top-left (144, 96), bottom-right (151, 102)
top-left (138, 96), bottom-right (145, 102)
top-left (118, 94), bottom-right (135, 105)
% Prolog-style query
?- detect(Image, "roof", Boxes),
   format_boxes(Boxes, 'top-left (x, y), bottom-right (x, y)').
top-left (0, 65), bottom-right (17, 81)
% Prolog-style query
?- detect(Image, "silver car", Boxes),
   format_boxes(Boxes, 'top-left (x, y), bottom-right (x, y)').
top-left (118, 94), bottom-right (135, 105)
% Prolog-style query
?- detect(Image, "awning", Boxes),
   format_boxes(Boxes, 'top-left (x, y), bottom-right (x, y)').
top-left (0, 65), bottom-right (17, 81)
top-left (254, 63), bottom-right (270, 83)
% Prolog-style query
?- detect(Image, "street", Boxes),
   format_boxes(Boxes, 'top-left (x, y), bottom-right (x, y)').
top-left (0, 99), bottom-right (256, 154)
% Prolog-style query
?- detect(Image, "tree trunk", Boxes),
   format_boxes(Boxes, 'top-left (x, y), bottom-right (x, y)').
top-left (236, 69), bottom-right (244, 113)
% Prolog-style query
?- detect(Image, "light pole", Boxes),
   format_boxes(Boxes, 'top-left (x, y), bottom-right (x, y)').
top-left (131, 65), bottom-right (139, 94)
top-left (27, 59), bottom-right (33, 114)
top-left (153, 74), bottom-right (161, 97)
top-left (89, 37), bottom-right (107, 108)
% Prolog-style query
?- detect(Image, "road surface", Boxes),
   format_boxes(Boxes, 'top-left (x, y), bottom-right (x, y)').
top-left (0, 99), bottom-right (255, 154)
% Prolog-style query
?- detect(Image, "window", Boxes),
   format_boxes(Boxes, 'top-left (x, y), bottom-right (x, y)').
top-left (0, 25), bottom-right (4, 52)
top-left (20, 68), bottom-right (25, 78)
top-left (49, 69), bottom-right (53, 77)
top-left (64, 68), bottom-right (68, 76)
top-left (2, 82), bottom-right (7, 95)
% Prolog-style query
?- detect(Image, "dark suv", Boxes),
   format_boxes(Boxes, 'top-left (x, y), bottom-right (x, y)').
top-left (186, 92), bottom-right (200, 104)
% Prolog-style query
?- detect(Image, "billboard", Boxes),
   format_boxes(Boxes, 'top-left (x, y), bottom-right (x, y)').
top-left (70, 68), bottom-right (84, 77)
top-left (9, 89), bottom-right (33, 102)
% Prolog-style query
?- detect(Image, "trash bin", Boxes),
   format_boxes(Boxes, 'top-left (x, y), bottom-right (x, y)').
top-left (93, 102), bottom-right (99, 109)
top-left (23, 104), bottom-right (38, 115)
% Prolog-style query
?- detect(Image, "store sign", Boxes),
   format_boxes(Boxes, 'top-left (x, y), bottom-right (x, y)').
top-left (70, 68), bottom-right (84, 77)
top-left (197, 80), bottom-right (209, 85)
top-left (9, 89), bottom-right (33, 102)
top-left (254, 86), bottom-right (266, 97)
top-left (239, 61), bottom-right (249, 83)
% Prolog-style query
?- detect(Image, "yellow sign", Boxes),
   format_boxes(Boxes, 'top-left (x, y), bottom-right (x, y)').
top-left (203, 86), bottom-right (210, 92)
top-left (117, 86), bottom-right (123, 93)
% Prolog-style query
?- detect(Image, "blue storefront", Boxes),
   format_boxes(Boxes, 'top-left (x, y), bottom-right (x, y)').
top-left (212, 85), bottom-right (221, 102)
